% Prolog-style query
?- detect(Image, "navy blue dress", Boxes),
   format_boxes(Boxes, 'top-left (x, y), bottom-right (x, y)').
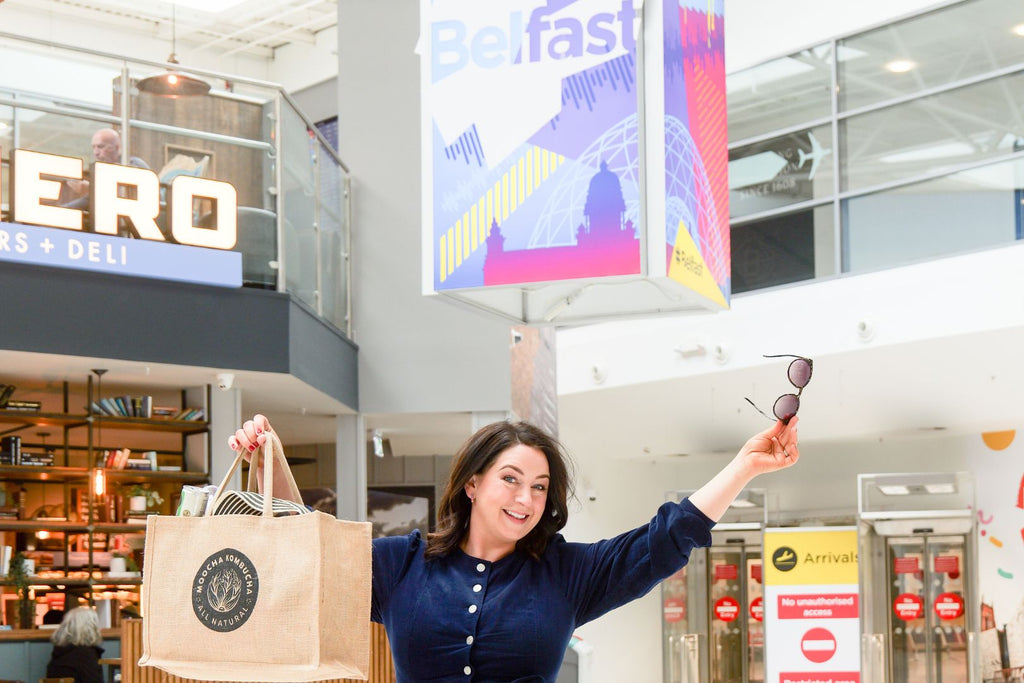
top-left (371, 498), bottom-right (714, 682)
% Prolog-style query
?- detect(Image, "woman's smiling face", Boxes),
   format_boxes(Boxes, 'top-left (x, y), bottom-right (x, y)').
top-left (463, 444), bottom-right (550, 560)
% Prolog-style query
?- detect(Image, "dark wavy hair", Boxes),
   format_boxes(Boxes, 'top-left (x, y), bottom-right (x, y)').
top-left (425, 421), bottom-right (574, 561)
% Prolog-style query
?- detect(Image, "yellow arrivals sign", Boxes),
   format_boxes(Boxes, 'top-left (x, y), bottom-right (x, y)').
top-left (764, 527), bottom-right (859, 586)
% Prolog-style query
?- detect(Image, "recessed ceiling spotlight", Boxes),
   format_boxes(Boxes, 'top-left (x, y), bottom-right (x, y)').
top-left (885, 59), bottom-right (917, 73)
top-left (1012, 23), bottom-right (1024, 37)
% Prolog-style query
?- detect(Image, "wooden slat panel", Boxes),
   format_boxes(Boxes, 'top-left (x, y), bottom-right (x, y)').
top-left (121, 620), bottom-right (394, 683)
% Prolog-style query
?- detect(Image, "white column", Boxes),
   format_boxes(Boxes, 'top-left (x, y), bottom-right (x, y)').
top-left (335, 413), bottom-right (367, 521)
top-left (208, 386), bottom-right (242, 491)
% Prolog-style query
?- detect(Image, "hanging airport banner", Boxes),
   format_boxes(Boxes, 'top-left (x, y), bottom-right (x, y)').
top-left (2, 148), bottom-right (241, 287)
top-left (764, 527), bottom-right (860, 683)
top-left (419, 0), bottom-right (729, 323)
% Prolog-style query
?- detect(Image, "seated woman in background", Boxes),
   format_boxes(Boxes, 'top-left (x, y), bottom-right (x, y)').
top-left (46, 606), bottom-right (104, 683)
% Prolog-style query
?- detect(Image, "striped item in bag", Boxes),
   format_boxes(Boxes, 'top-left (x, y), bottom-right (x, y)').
top-left (210, 490), bottom-right (309, 517)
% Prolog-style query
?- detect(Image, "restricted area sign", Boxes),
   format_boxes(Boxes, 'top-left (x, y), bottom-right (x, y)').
top-left (800, 627), bottom-right (837, 663)
top-left (934, 592), bottom-right (964, 620)
top-left (750, 596), bottom-right (764, 622)
top-left (894, 593), bottom-right (924, 621)
top-left (664, 597), bottom-right (685, 623)
top-left (714, 596), bottom-right (740, 622)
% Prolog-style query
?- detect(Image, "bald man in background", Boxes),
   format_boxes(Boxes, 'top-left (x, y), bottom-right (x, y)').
top-left (61, 128), bottom-right (150, 208)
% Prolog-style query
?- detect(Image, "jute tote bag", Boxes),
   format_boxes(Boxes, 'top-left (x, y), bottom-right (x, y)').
top-left (140, 431), bottom-right (372, 681)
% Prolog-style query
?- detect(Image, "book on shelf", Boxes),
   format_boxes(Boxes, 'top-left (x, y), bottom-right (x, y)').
top-left (171, 407), bottom-right (205, 421)
top-left (151, 405), bottom-right (178, 418)
top-left (99, 448), bottom-right (133, 469)
top-left (93, 394), bottom-right (154, 417)
top-left (4, 399), bottom-right (42, 412)
top-left (19, 452), bottom-right (54, 466)
top-left (125, 458), bottom-right (153, 471)
top-left (1, 436), bottom-right (21, 465)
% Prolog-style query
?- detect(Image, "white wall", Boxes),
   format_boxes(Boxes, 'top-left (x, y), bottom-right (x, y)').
top-left (336, 0), bottom-right (512, 415)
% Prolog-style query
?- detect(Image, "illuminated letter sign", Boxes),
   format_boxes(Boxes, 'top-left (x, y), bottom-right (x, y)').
top-left (91, 162), bottom-right (164, 239)
top-left (7, 147), bottom-right (237, 249)
top-left (11, 149), bottom-right (85, 231)
top-left (3, 147), bottom-right (242, 287)
top-left (168, 175), bottom-right (238, 250)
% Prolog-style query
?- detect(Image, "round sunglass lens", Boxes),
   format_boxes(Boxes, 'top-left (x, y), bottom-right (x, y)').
top-left (773, 394), bottom-right (800, 423)
top-left (788, 359), bottom-right (812, 388)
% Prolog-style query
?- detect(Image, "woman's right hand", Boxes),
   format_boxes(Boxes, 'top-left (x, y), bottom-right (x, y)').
top-left (228, 414), bottom-right (272, 460)
top-left (227, 415), bottom-right (277, 494)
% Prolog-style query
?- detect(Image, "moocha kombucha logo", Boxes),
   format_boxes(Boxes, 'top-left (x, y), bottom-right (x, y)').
top-left (192, 548), bottom-right (259, 632)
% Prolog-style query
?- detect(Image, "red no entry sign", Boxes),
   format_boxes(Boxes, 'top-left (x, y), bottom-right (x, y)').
top-left (894, 593), bottom-right (923, 621)
top-left (800, 627), bottom-right (837, 663)
top-left (934, 592), bottom-right (964, 620)
top-left (664, 597), bottom-right (685, 623)
top-left (750, 596), bottom-right (764, 622)
top-left (714, 596), bottom-right (740, 622)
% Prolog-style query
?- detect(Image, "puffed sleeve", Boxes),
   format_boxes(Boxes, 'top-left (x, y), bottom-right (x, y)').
top-left (552, 498), bottom-right (714, 626)
top-left (370, 530), bottom-right (421, 623)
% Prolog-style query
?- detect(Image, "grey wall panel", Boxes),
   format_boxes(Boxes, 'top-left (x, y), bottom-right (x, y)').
top-left (289, 297), bottom-right (359, 408)
top-left (0, 262), bottom-right (357, 408)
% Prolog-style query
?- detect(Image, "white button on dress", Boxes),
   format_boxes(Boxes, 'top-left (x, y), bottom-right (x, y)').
top-left (476, 563), bottom-right (485, 572)
top-left (464, 666), bottom-right (472, 675)
top-left (468, 604), bottom-right (478, 614)
top-left (466, 635), bottom-right (474, 645)
top-left (473, 584), bottom-right (482, 592)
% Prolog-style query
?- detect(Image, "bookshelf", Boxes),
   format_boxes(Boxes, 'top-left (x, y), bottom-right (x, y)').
top-left (0, 376), bottom-right (210, 628)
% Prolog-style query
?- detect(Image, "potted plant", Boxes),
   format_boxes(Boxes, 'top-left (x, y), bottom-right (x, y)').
top-left (123, 484), bottom-right (164, 512)
top-left (8, 551), bottom-right (34, 628)
top-left (111, 550), bottom-right (140, 574)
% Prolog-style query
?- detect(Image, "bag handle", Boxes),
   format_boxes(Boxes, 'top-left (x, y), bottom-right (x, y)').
top-left (248, 430), bottom-right (304, 516)
top-left (209, 430), bottom-right (303, 517)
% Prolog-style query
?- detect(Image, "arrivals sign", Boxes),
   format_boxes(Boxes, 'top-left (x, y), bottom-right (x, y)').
top-left (764, 527), bottom-right (860, 683)
top-left (1, 148), bottom-right (241, 287)
top-left (419, 0), bottom-right (730, 323)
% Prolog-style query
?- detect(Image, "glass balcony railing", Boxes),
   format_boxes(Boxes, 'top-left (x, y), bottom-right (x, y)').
top-left (726, 0), bottom-right (1024, 294)
top-left (0, 32), bottom-right (351, 336)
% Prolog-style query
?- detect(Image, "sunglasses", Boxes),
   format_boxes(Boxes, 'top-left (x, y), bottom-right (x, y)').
top-left (745, 354), bottom-right (813, 425)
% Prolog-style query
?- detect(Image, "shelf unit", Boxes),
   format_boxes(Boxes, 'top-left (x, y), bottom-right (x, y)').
top-left (0, 377), bottom-right (211, 627)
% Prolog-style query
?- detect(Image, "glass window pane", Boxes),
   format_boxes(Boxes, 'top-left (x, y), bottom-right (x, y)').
top-left (731, 205), bottom-right (834, 294)
top-left (727, 44), bottom-right (833, 142)
top-left (843, 157), bottom-right (1022, 273)
top-left (838, 0), bottom-right (1024, 112)
top-left (280, 103), bottom-right (318, 311)
top-left (729, 125), bottom-right (834, 218)
top-left (841, 73), bottom-right (1024, 192)
top-left (318, 143), bottom-right (348, 331)
top-left (1, 106), bottom-right (10, 217)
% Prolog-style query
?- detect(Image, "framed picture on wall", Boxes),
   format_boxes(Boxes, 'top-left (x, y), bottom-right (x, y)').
top-left (367, 485), bottom-right (435, 537)
top-left (160, 144), bottom-right (214, 181)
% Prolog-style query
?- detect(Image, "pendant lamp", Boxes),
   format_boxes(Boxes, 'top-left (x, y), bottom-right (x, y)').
top-left (137, 3), bottom-right (211, 97)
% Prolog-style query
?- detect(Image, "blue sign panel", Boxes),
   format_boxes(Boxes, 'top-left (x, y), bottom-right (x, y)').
top-left (0, 222), bottom-right (242, 288)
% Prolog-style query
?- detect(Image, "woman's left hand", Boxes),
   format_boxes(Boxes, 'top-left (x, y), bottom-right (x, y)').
top-left (734, 416), bottom-right (800, 478)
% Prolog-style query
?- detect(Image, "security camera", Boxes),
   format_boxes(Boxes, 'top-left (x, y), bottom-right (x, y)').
top-left (216, 373), bottom-right (235, 390)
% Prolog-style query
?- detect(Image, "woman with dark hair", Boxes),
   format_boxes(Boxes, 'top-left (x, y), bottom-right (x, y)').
top-left (46, 606), bottom-right (104, 683)
top-left (232, 414), bottom-right (799, 682)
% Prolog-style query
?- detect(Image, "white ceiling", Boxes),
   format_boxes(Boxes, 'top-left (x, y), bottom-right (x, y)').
top-left (1, 0), bottom-right (337, 59)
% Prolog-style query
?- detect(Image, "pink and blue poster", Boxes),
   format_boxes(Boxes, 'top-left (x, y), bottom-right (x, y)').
top-left (421, 0), bottom-right (729, 309)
